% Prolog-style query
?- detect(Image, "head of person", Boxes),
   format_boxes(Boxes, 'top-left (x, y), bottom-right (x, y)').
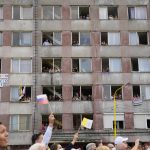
top-left (50, 143), bottom-right (63, 150)
top-left (32, 132), bottom-right (44, 144)
top-left (0, 122), bottom-right (8, 148)
top-left (107, 143), bottom-right (115, 150)
top-left (29, 143), bottom-right (46, 150)
top-left (86, 143), bottom-right (96, 150)
top-left (114, 136), bottom-right (128, 150)
top-left (97, 146), bottom-right (110, 150)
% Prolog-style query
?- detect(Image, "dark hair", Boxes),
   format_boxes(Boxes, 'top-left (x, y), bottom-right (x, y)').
top-left (0, 122), bottom-right (2, 125)
top-left (50, 143), bottom-right (59, 150)
top-left (31, 132), bottom-right (43, 144)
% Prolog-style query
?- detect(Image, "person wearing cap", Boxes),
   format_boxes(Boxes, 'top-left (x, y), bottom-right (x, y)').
top-left (114, 136), bottom-right (140, 150)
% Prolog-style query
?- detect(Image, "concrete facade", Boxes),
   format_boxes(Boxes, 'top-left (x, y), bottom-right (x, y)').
top-left (0, 0), bottom-right (150, 149)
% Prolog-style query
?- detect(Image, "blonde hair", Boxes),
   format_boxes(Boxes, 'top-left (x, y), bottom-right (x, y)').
top-left (97, 146), bottom-right (110, 150)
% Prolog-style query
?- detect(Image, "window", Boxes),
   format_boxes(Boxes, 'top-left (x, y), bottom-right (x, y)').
top-left (113, 121), bottom-right (124, 129)
top-left (133, 85), bottom-right (140, 98)
top-left (43, 6), bottom-right (61, 19)
top-left (147, 119), bottom-right (150, 128)
top-left (43, 86), bottom-right (62, 101)
top-left (99, 6), bottom-right (118, 20)
top-left (13, 6), bottom-right (33, 19)
top-left (0, 6), bottom-right (3, 19)
top-left (101, 32), bottom-right (120, 45)
top-left (42, 114), bottom-right (62, 131)
top-left (144, 86), bottom-right (150, 100)
top-left (72, 58), bottom-right (92, 72)
top-left (42, 32), bottom-right (61, 46)
top-left (128, 6), bottom-right (147, 20)
top-left (102, 58), bottom-right (122, 72)
top-left (71, 6), bottom-right (89, 19)
top-left (0, 59), bottom-right (1, 73)
top-left (10, 86), bottom-right (31, 102)
top-left (72, 86), bottom-right (92, 101)
top-left (72, 32), bottom-right (90, 46)
top-left (11, 59), bottom-right (32, 73)
top-left (129, 32), bottom-right (148, 45)
top-left (10, 115), bottom-right (31, 131)
top-left (73, 114), bottom-right (93, 130)
top-left (0, 32), bottom-right (3, 46)
top-left (131, 58), bottom-right (150, 72)
top-left (111, 85), bottom-right (122, 100)
top-left (12, 32), bottom-right (32, 46)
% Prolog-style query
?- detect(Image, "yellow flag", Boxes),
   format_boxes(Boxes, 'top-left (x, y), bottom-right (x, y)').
top-left (81, 117), bottom-right (93, 129)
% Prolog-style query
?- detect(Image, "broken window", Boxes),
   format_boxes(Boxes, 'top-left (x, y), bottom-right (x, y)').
top-left (13, 6), bottom-right (33, 19)
top-left (72, 86), bottom-right (92, 101)
top-left (71, 6), bottom-right (89, 19)
top-left (12, 32), bottom-right (32, 46)
top-left (11, 86), bottom-right (31, 102)
top-left (73, 114), bottom-right (93, 130)
top-left (133, 85), bottom-right (140, 98)
top-left (111, 85), bottom-right (122, 100)
top-left (129, 32), bottom-right (148, 45)
top-left (42, 32), bottom-right (61, 46)
top-left (72, 58), bottom-right (92, 72)
top-left (99, 6), bottom-right (118, 20)
top-left (42, 114), bottom-right (62, 131)
top-left (42, 58), bottom-right (61, 73)
top-left (113, 121), bottom-right (124, 129)
top-left (0, 6), bottom-right (3, 19)
top-left (147, 119), bottom-right (150, 128)
top-left (43, 86), bottom-right (62, 101)
top-left (128, 6), bottom-right (147, 20)
top-left (43, 6), bottom-right (61, 20)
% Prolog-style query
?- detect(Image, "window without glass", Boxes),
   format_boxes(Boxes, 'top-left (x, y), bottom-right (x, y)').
top-left (13, 6), bottom-right (33, 19)
top-left (128, 6), bottom-right (147, 20)
top-left (102, 58), bottom-right (122, 72)
top-left (10, 86), bottom-right (31, 102)
top-left (147, 119), bottom-right (150, 128)
top-left (72, 32), bottom-right (90, 46)
top-left (72, 86), bottom-right (92, 101)
top-left (42, 58), bottom-right (61, 73)
top-left (10, 115), bottom-right (30, 131)
top-left (101, 32), bottom-right (120, 45)
top-left (71, 6), bottom-right (89, 19)
top-left (133, 85), bottom-right (140, 98)
top-left (42, 32), bottom-right (62, 46)
top-left (129, 32), bottom-right (148, 45)
top-left (43, 86), bottom-right (62, 101)
top-left (0, 6), bottom-right (3, 19)
top-left (11, 59), bottom-right (32, 73)
top-left (42, 114), bottom-right (62, 130)
top-left (113, 121), bottom-right (124, 129)
top-left (12, 32), bottom-right (32, 46)
top-left (99, 6), bottom-right (118, 20)
top-left (111, 85), bottom-right (122, 100)
top-left (43, 6), bottom-right (61, 19)
top-left (72, 58), bottom-right (92, 72)
top-left (73, 114), bottom-right (93, 130)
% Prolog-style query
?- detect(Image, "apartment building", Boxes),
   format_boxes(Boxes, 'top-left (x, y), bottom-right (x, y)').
top-left (0, 0), bottom-right (150, 149)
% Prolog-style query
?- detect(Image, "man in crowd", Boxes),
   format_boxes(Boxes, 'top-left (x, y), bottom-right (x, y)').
top-left (86, 143), bottom-right (96, 150)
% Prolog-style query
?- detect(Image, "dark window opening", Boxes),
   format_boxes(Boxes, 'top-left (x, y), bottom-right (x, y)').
top-left (73, 86), bottom-right (80, 100)
top-left (108, 7), bottom-right (118, 19)
top-left (43, 86), bottom-right (62, 101)
top-left (138, 32), bottom-right (148, 45)
top-left (79, 7), bottom-right (89, 19)
top-left (19, 86), bottom-right (31, 102)
top-left (131, 58), bottom-right (139, 71)
top-left (72, 32), bottom-right (79, 46)
top-left (101, 32), bottom-right (108, 45)
top-left (81, 86), bottom-right (92, 101)
top-left (72, 59), bottom-right (79, 72)
top-left (42, 32), bottom-right (53, 45)
top-left (102, 58), bottom-right (109, 72)
top-left (113, 121), bottom-right (124, 129)
top-left (147, 119), bottom-right (150, 128)
top-left (133, 85), bottom-right (140, 97)
top-left (111, 85), bottom-right (122, 100)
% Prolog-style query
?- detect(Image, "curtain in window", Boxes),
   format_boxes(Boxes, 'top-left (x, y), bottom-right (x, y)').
top-left (11, 87), bottom-right (19, 101)
top-left (129, 7), bottom-right (135, 19)
top-left (80, 32), bottom-right (90, 45)
top-left (0, 32), bottom-right (2, 45)
top-left (10, 115), bottom-right (18, 131)
top-left (21, 33), bottom-right (31, 46)
top-left (12, 59), bottom-right (19, 73)
top-left (99, 7), bottom-right (108, 19)
top-left (72, 6), bottom-right (78, 19)
top-left (53, 32), bottom-right (61, 45)
top-left (43, 6), bottom-right (53, 19)
top-left (129, 32), bottom-right (139, 45)
top-left (135, 7), bottom-right (147, 19)
top-left (20, 115), bottom-right (30, 130)
top-left (108, 32), bottom-right (120, 45)
top-left (54, 6), bottom-right (61, 19)
top-left (20, 59), bottom-right (32, 73)
top-left (109, 58), bottom-right (122, 72)
top-left (80, 58), bottom-right (91, 72)
top-left (139, 58), bottom-right (150, 72)
top-left (145, 86), bottom-right (150, 100)
top-left (21, 7), bottom-right (33, 19)
top-left (0, 7), bottom-right (3, 19)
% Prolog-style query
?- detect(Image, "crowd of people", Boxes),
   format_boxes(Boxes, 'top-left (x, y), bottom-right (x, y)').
top-left (0, 116), bottom-right (150, 150)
